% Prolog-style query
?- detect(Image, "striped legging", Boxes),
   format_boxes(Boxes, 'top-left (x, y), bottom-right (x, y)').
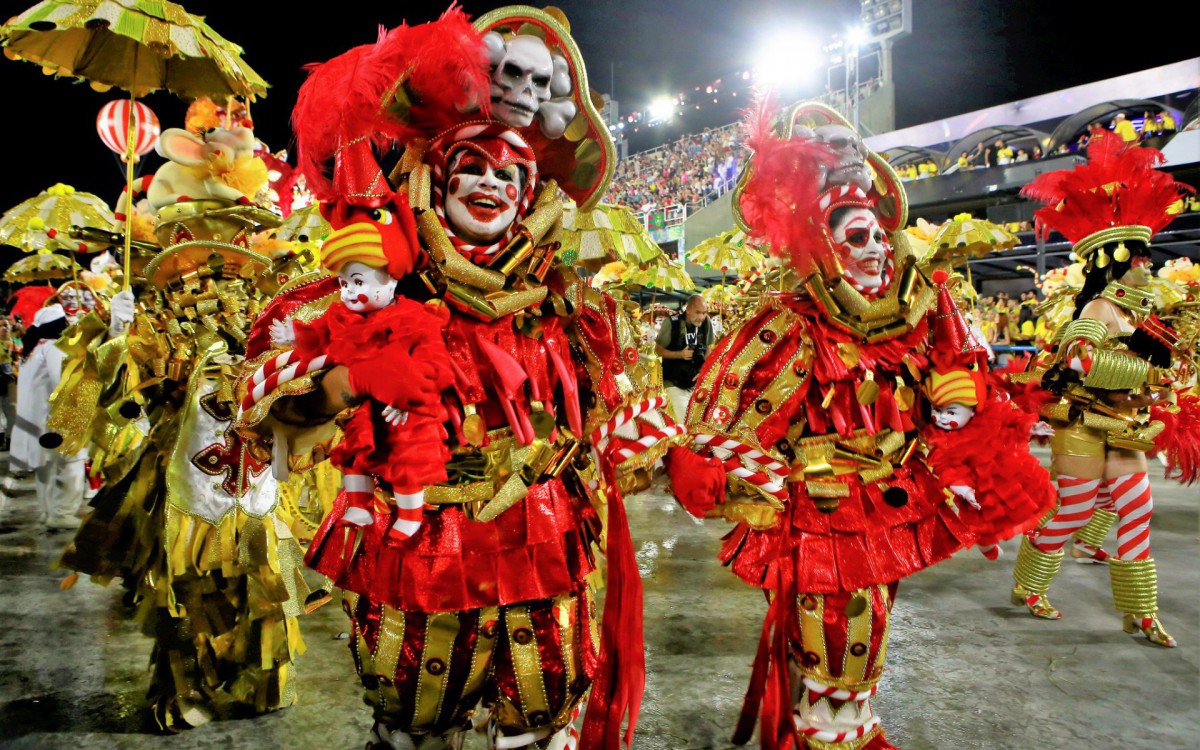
top-left (1030, 473), bottom-right (1153, 561)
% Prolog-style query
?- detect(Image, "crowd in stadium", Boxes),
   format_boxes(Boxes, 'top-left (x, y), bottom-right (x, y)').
top-left (605, 109), bottom-right (1181, 211)
top-left (605, 125), bottom-right (745, 213)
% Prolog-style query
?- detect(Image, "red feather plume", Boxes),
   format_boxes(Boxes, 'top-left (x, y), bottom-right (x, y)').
top-left (292, 6), bottom-right (490, 200)
top-left (1022, 136), bottom-right (1192, 243)
top-left (1153, 392), bottom-right (1200, 485)
top-left (738, 96), bottom-right (839, 274)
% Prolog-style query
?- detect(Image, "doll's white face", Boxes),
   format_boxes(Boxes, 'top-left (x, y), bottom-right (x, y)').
top-left (338, 261), bottom-right (397, 313)
top-left (80, 289), bottom-right (96, 311)
top-left (444, 151), bottom-right (523, 245)
top-left (931, 402), bottom-right (976, 431)
top-left (833, 207), bottom-right (890, 292)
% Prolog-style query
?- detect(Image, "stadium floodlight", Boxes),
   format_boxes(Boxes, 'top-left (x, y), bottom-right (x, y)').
top-left (753, 31), bottom-right (823, 90)
top-left (648, 96), bottom-right (677, 123)
top-left (845, 25), bottom-right (870, 49)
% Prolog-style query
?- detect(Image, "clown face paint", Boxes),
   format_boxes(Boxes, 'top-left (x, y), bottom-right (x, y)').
top-left (80, 289), bottom-right (96, 312)
top-left (833, 207), bottom-right (890, 292)
top-left (931, 402), bottom-right (976, 431)
top-left (444, 151), bottom-right (523, 245)
top-left (338, 261), bottom-right (398, 313)
top-left (59, 286), bottom-right (79, 316)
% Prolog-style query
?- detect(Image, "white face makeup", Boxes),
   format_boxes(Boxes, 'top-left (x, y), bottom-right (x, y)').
top-left (444, 151), bottom-right (523, 245)
top-left (931, 402), bottom-right (976, 431)
top-left (338, 261), bottom-right (398, 313)
top-left (833, 207), bottom-right (890, 292)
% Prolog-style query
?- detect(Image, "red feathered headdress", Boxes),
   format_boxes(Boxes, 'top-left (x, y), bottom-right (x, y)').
top-left (735, 97), bottom-right (840, 276)
top-left (292, 7), bottom-right (491, 202)
top-left (1021, 137), bottom-right (1192, 261)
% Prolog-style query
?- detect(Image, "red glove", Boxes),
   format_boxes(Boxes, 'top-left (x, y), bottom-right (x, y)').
top-left (665, 445), bottom-right (726, 518)
top-left (348, 349), bottom-right (444, 410)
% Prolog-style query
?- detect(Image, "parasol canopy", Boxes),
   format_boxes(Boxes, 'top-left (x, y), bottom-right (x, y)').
top-left (626, 256), bottom-right (695, 293)
top-left (0, 183), bottom-right (116, 253)
top-left (687, 228), bottom-right (765, 279)
top-left (4, 250), bottom-right (83, 282)
top-left (275, 202), bottom-right (330, 245)
top-left (561, 201), bottom-right (665, 270)
top-left (927, 212), bottom-right (1019, 266)
top-left (1, 0), bottom-right (268, 99)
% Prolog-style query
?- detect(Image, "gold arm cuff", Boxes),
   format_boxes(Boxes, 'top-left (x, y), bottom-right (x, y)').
top-left (1109, 557), bottom-right (1161, 615)
top-left (1013, 536), bottom-right (1064, 595)
top-left (1073, 509), bottom-right (1118, 547)
top-left (1056, 318), bottom-right (1109, 352)
top-left (1083, 349), bottom-right (1150, 390)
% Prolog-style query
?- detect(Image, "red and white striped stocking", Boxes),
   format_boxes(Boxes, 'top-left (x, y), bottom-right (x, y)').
top-left (1031, 475), bottom-right (1101, 553)
top-left (342, 473), bottom-right (376, 526)
top-left (1108, 472), bottom-right (1153, 561)
top-left (390, 489), bottom-right (425, 540)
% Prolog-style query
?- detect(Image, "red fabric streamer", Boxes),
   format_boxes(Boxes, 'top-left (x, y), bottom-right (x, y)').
top-left (579, 451), bottom-right (646, 750)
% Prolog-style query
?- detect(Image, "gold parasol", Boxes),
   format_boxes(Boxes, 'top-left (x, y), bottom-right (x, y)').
top-left (561, 201), bottom-right (665, 271)
top-left (2, 0), bottom-right (269, 287)
top-left (626, 256), bottom-right (696, 293)
top-left (927, 212), bottom-right (1019, 266)
top-left (1, 1), bottom-right (268, 100)
top-left (275, 203), bottom-right (330, 245)
top-left (687, 227), bottom-right (765, 284)
top-left (4, 249), bottom-right (83, 282)
top-left (0, 183), bottom-right (116, 254)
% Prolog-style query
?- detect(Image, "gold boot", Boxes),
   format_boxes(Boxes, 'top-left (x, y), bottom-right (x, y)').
top-left (1011, 536), bottom-right (1064, 619)
top-left (1069, 509), bottom-right (1116, 564)
top-left (1110, 557), bottom-right (1177, 648)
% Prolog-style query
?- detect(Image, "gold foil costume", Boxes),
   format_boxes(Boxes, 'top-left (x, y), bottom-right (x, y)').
top-left (54, 200), bottom-right (309, 730)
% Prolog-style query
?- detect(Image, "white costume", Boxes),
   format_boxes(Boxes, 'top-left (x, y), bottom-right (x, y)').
top-left (11, 304), bottom-right (85, 527)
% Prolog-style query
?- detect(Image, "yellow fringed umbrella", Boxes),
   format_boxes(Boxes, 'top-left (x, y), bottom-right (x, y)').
top-left (2, 0), bottom-right (269, 287)
top-left (928, 212), bottom-right (1019, 265)
top-left (561, 201), bottom-right (665, 270)
top-left (687, 228), bottom-right (765, 284)
top-left (4, 249), bottom-right (83, 282)
top-left (627, 256), bottom-right (696, 293)
top-left (1, 0), bottom-right (268, 100)
top-left (590, 256), bottom-right (695, 295)
top-left (0, 183), bottom-right (116, 254)
top-left (275, 203), bottom-right (330, 245)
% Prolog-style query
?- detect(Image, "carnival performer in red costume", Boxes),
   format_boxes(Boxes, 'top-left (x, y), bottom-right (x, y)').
top-left (665, 100), bottom-right (1051, 750)
top-left (237, 8), bottom-right (676, 749)
top-left (919, 271), bottom-right (1057, 561)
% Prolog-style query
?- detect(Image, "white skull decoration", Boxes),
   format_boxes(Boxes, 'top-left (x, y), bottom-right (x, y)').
top-left (809, 124), bottom-right (872, 192)
top-left (484, 32), bottom-right (578, 138)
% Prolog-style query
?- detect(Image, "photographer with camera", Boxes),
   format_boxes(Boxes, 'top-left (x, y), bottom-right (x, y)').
top-left (655, 295), bottom-right (715, 421)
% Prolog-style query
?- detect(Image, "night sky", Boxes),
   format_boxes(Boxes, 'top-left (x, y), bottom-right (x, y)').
top-left (0, 0), bottom-right (1195, 213)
